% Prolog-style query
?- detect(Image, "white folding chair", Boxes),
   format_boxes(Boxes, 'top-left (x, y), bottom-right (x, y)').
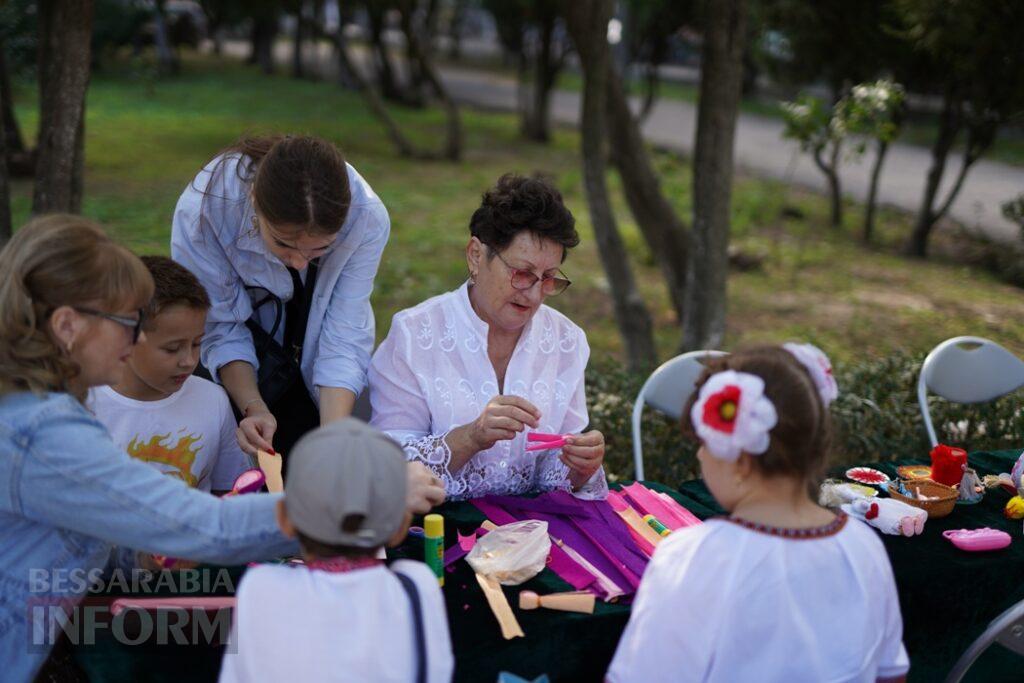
top-left (944, 597), bottom-right (1024, 683)
top-left (631, 350), bottom-right (727, 481)
top-left (917, 336), bottom-right (1024, 447)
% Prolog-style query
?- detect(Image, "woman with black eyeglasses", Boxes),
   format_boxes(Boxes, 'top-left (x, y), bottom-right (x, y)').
top-left (171, 135), bottom-right (389, 464)
top-left (368, 174), bottom-right (609, 500)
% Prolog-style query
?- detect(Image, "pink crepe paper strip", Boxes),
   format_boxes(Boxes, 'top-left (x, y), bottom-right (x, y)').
top-left (110, 596), bottom-right (236, 616)
top-left (443, 526), bottom-right (491, 572)
top-left (458, 531), bottom-right (478, 552)
top-left (606, 492), bottom-right (656, 556)
top-left (527, 432), bottom-right (567, 442)
top-left (622, 483), bottom-right (702, 530)
top-left (525, 438), bottom-right (567, 452)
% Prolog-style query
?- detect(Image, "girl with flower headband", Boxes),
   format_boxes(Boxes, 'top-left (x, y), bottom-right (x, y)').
top-left (608, 345), bottom-right (909, 683)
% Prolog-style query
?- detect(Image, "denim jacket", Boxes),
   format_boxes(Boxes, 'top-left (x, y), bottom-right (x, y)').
top-left (0, 391), bottom-right (298, 682)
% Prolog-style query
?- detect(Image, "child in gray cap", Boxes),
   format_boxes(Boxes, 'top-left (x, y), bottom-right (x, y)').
top-left (219, 418), bottom-right (454, 682)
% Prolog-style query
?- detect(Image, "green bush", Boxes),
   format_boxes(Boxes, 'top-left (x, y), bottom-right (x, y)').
top-left (587, 352), bottom-right (1024, 487)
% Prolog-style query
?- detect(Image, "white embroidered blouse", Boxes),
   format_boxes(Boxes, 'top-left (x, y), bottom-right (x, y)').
top-left (368, 282), bottom-right (608, 501)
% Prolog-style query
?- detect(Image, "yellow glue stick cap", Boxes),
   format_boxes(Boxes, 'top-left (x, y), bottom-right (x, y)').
top-left (424, 513), bottom-right (444, 537)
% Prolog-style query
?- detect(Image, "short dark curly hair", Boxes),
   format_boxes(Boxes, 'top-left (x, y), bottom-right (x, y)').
top-left (469, 173), bottom-right (579, 259)
top-left (140, 255), bottom-right (211, 329)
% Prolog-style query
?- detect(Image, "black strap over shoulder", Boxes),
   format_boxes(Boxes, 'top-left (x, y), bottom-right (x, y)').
top-left (241, 259), bottom-right (320, 410)
top-left (284, 259), bottom-right (320, 363)
top-left (394, 571), bottom-right (428, 683)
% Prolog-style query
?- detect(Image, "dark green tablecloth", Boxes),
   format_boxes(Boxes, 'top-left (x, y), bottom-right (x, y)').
top-left (73, 455), bottom-right (1024, 682)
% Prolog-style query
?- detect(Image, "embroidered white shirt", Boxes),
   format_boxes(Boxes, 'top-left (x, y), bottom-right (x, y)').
top-left (368, 282), bottom-right (608, 501)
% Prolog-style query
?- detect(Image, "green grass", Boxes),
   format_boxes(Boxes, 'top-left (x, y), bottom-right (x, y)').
top-left (9, 52), bottom-right (1024, 368)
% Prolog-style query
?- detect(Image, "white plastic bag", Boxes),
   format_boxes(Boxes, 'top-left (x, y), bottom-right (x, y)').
top-left (466, 520), bottom-right (551, 585)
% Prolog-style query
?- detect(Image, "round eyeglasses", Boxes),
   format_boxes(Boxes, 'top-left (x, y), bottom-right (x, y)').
top-left (73, 307), bottom-right (145, 343)
top-left (490, 248), bottom-right (571, 296)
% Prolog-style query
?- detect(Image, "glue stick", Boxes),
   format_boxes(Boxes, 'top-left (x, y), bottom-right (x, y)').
top-left (643, 514), bottom-right (671, 537)
top-left (424, 513), bottom-right (445, 586)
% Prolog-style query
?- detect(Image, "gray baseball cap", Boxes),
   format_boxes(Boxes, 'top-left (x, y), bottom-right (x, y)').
top-left (284, 418), bottom-right (408, 548)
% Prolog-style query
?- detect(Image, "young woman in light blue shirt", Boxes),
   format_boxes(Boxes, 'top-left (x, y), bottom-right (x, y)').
top-left (171, 135), bottom-right (390, 462)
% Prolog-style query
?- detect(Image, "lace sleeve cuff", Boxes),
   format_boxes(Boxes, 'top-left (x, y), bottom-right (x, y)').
top-left (395, 431), bottom-right (466, 499)
top-left (572, 467), bottom-right (609, 500)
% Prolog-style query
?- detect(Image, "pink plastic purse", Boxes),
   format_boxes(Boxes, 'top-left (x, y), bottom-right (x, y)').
top-left (942, 528), bottom-right (1012, 552)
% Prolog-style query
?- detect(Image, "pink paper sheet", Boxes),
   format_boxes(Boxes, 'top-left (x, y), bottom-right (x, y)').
top-left (110, 596), bottom-right (236, 616)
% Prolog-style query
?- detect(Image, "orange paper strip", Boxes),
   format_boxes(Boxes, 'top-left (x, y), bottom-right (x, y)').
top-left (256, 450), bottom-right (284, 493)
top-left (476, 572), bottom-right (525, 640)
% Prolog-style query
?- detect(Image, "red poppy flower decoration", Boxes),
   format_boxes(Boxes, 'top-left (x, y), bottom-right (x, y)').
top-left (691, 370), bottom-right (778, 462)
top-left (702, 385), bottom-right (741, 434)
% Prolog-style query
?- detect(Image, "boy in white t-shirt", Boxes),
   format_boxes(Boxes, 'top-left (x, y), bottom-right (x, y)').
top-left (89, 256), bottom-right (250, 494)
top-left (220, 418), bottom-right (454, 683)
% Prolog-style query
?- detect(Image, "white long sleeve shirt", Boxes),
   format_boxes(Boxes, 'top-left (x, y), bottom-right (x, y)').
top-left (368, 282), bottom-right (608, 501)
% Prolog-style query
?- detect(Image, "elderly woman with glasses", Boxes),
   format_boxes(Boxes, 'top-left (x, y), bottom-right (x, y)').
top-left (369, 174), bottom-right (608, 500)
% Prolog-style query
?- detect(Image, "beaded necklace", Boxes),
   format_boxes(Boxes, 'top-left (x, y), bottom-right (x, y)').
top-left (720, 511), bottom-right (847, 539)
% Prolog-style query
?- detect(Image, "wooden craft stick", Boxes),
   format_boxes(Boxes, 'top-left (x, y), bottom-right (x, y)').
top-left (519, 590), bottom-right (595, 614)
top-left (257, 450), bottom-right (284, 493)
top-left (481, 520), bottom-right (499, 531)
top-left (475, 572), bottom-right (525, 639)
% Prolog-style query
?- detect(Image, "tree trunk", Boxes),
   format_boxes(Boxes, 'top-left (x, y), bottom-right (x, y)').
top-left (522, 8), bottom-right (559, 143)
top-left (0, 67), bottom-right (11, 244)
top-left (151, 2), bottom-right (179, 76)
top-left (335, 30), bottom-right (437, 160)
top-left (250, 16), bottom-right (277, 75)
top-left (639, 62), bottom-right (660, 124)
top-left (905, 91), bottom-right (961, 258)
top-left (0, 40), bottom-right (25, 157)
top-left (863, 138), bottom-right (889, 244)
top-left (681, 0), bottom-right (746, 352)
top-left (606, 64), bottom-right (689, 323)
top-left (292, 9), bottom-right (305, 79)
top-left (448, 0), bottom-right (465, 61)
top-left (812, 142), bottom-right (843, 229)
top-left (396, 2), bottom-right (428, 107)
top-left (398, 0), bottom-right (462, 160)
top-left (564, 0), bottom-right (656, 372)
top-left (367, 1), bottom-right (405, 103)
top-left (33, 0), bottom-right (95, 215)
top-left (929, 123), bottom-right (991, 233)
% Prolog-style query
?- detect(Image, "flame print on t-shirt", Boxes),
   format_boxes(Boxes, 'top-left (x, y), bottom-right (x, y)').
top-left (126, 431), bottom-right (202, 487)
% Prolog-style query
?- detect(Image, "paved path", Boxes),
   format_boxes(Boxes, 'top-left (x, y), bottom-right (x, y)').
top-left (226, 40), bottom-right (1024, 243)
top-left (439, 66), bottom-right (1023, 243)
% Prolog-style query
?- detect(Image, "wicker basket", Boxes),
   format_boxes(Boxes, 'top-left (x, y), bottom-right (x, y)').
top-left (888, 479), bottom-right (958, 518)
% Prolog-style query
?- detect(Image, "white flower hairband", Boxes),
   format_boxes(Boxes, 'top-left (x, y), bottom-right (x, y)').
top-left (691, 370), bottom-right (778, 462)
top-left (783, 342), bottom-right (839, 407)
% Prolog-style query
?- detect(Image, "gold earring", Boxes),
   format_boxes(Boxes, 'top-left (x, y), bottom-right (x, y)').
top-left (66, 339), bottom-right (74, 354)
